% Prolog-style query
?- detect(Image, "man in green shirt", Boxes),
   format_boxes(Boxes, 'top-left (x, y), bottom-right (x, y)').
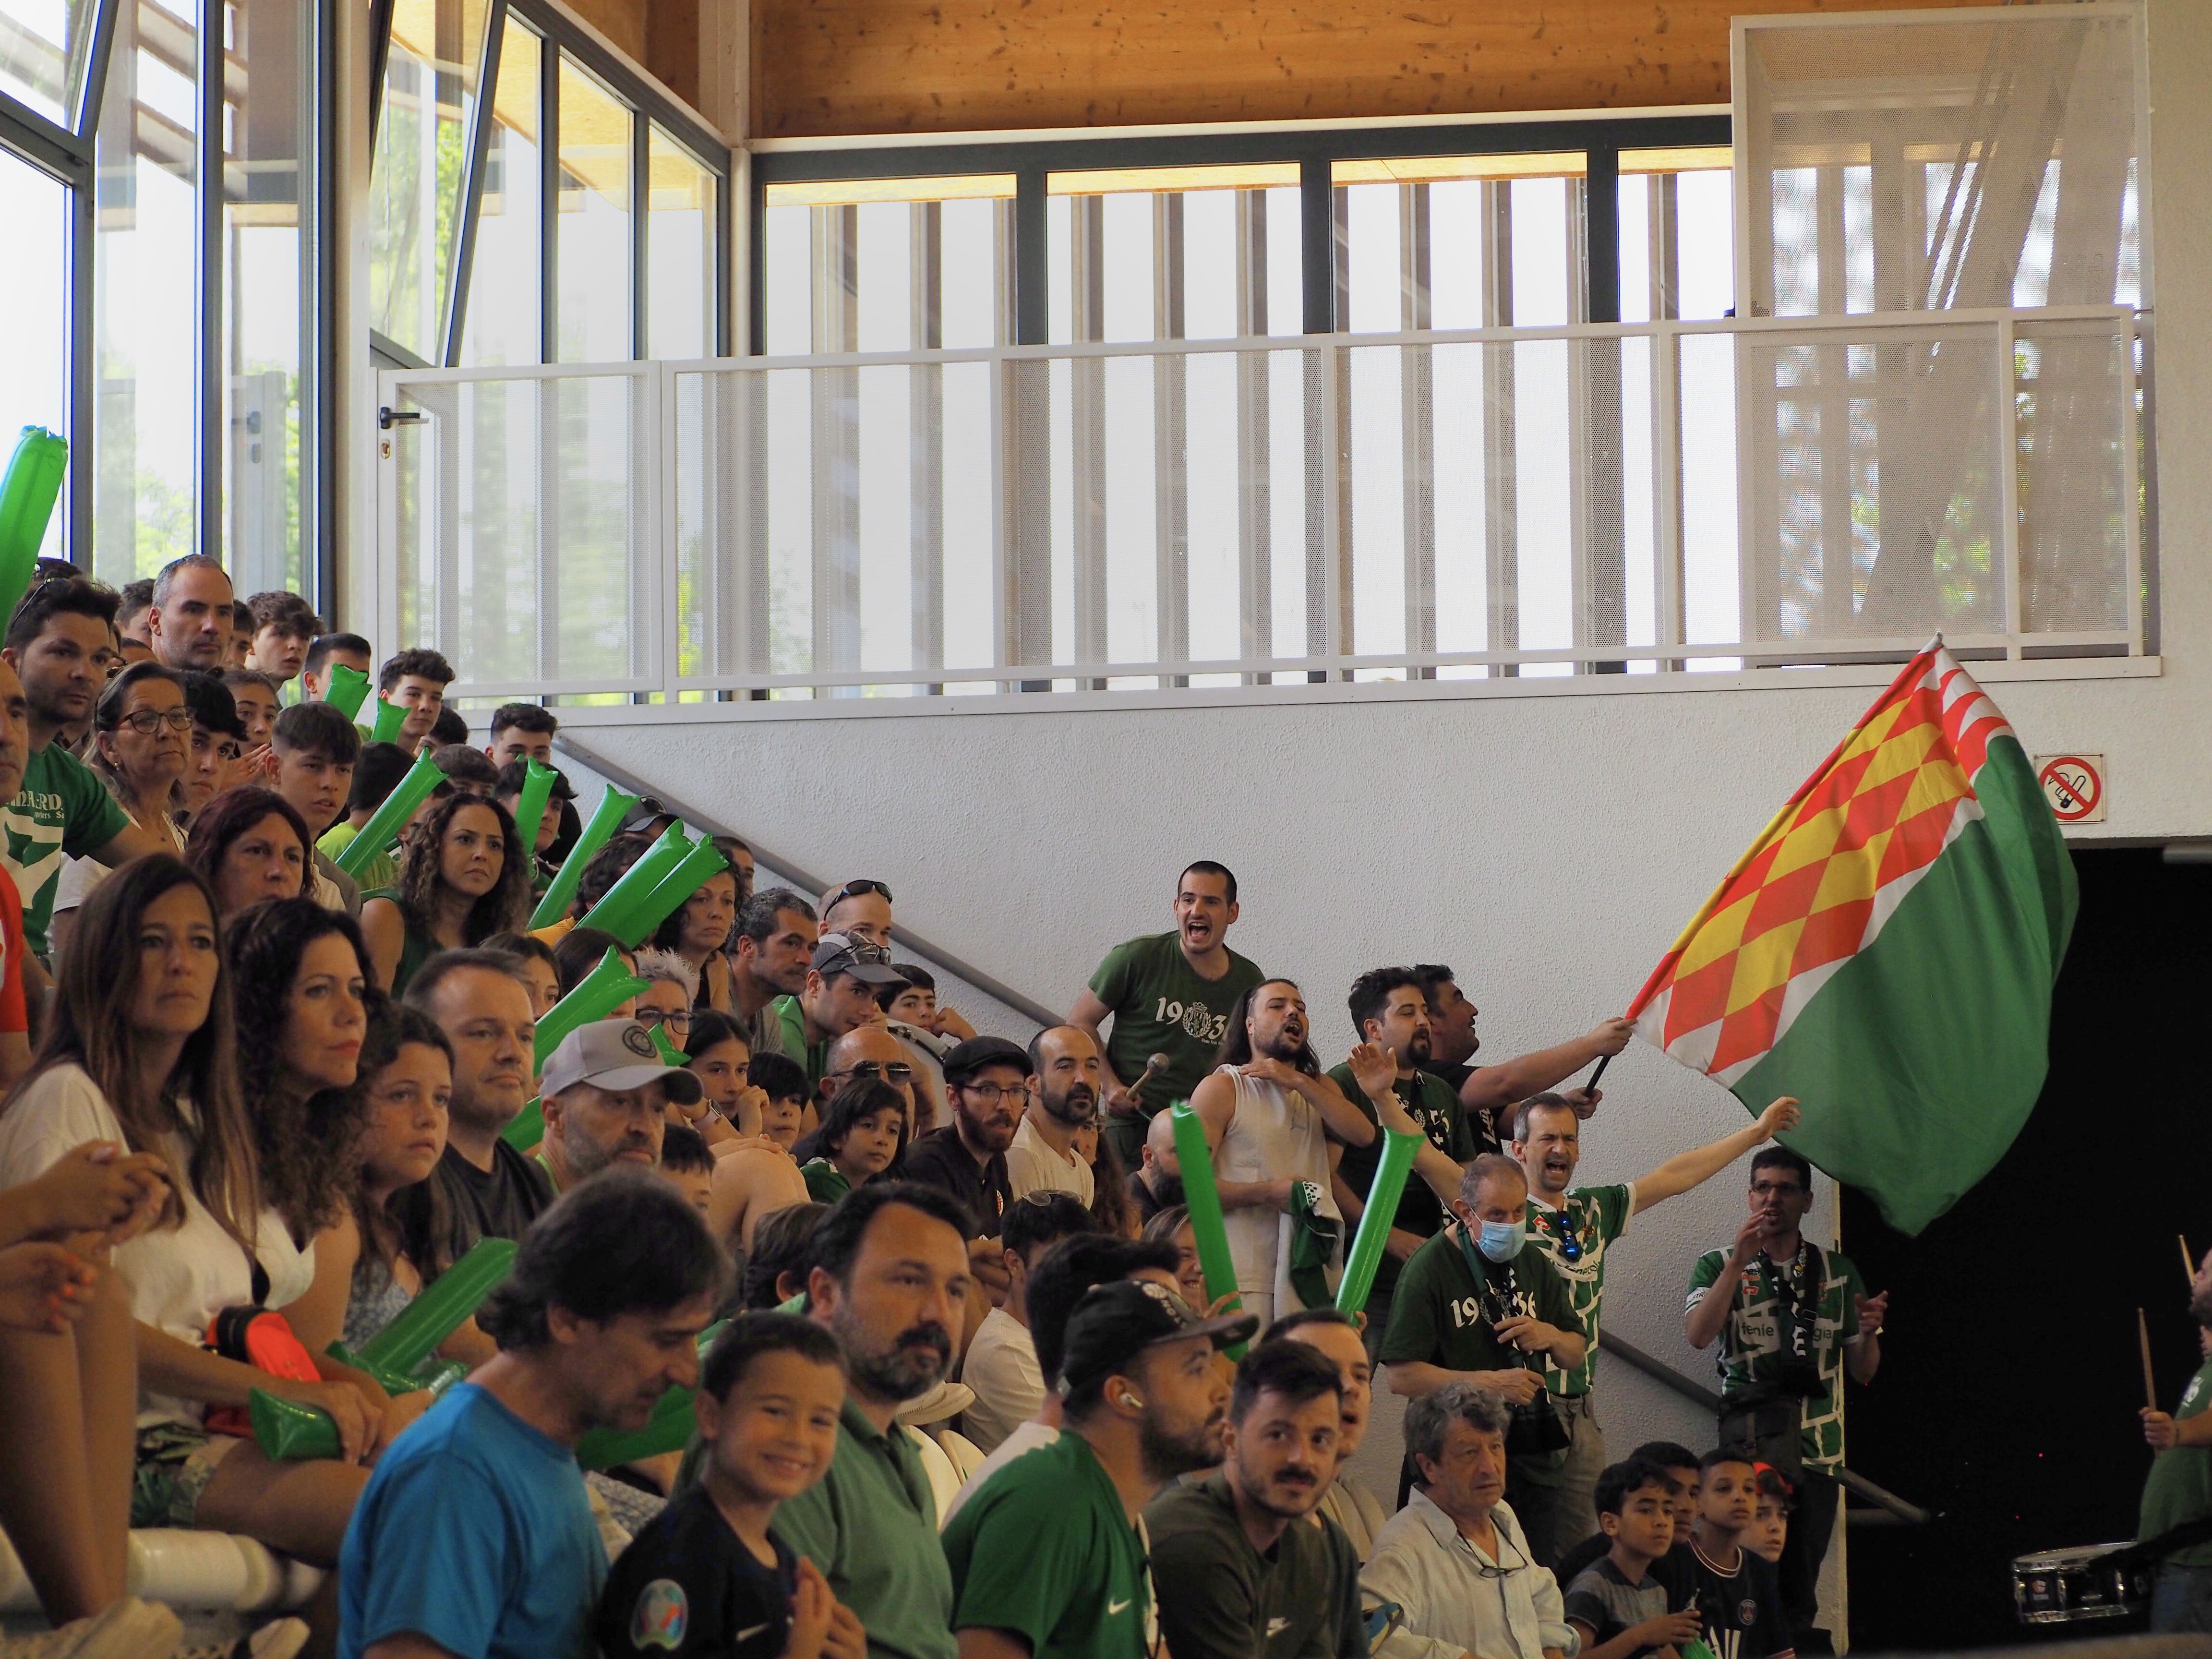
top-left (1514, 1090), bottom-right (1803, 1554)
top-left (774, 1180), bottom-right (976, 1659)
top-left (1070, 860), bottom-right (1265, 1168)
top-left (1327, 969), bottom-right (1487, 1351)
top-left (0, 580), bottom-right (166, 968)
top-left (1146, 1339), bottom-right (1365, 1659)
top-left (944, 1277), bottom-right (1255, 1659)
top-left (1685, 1146), bottom-right (1886, 1650)
top-left (2140, 1246), bottom-right (2212, 1632)
top-left (1380, 1154), bottom-right (1585, 1564)
top-left (774, 933), bottom-right (905, 1087)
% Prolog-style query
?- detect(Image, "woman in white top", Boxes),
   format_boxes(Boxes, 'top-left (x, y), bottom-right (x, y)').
top-left (0, 855), bottom-right (382, 1581)
top-left (48, 662), bottom-right (189, 962)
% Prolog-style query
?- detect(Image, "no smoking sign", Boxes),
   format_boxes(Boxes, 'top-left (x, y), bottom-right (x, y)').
top-left (2035, 754), bottom-right (2106, 824)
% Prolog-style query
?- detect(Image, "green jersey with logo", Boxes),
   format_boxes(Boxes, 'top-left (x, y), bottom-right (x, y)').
top-left (1685, 1240), bottom-right (1867, 1470)
top-left (1088, 932), bottom-right (1263, 1158)
top-left (2141, 1356), bottom-right (2212, 1567)
top-left (1, 743), bottom-right (129, 963)
top-left (1524, 1182), bottom-right (1635, 1397)
top-left (942, 1430), bottom-right (1155, 1659)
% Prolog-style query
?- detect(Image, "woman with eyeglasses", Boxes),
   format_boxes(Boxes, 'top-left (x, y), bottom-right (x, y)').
top-left (49, 662), bottom-right (189, 962)
top-left (360, 791), bottom-right (529, 997)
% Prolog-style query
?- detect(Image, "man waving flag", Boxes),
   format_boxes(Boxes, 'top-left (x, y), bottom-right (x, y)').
top-left (1627, 641), bottom-right (2075, 1235)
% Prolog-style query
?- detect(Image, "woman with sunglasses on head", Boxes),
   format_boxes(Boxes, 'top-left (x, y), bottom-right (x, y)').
top-left (184, 786), bottom-right (315, 922)
top-left (360, 791), bottom-right (529, 997)
top-left (48, 663), bottom-right (189, 962)
top-left (649, 849), bottom-right (739, 1014)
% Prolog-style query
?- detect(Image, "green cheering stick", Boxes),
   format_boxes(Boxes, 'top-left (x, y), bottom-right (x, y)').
top-left (1336, 1129), bottom-right (1421, 1314)
top-left (356, 1237), bottom-right (517, 1374)
top-left (322, 662), bottom-right (372, 721)
top-left (512, 758), bottom-right (558, 854)
top-left (1168, 1100), bottom-right (1248, 1358)
top-left (333, 746), bottom-right (444, 878)
top-left (0, 427), bottom-right (67, 621)
top-left (528, 784), bottom-right (639, 929)
top-left (577, 821), bottom-right (691, 942)
top-left (369, 695), bottom-right (409, 745)
top-left (502, 949), bottom-right (650, 1147)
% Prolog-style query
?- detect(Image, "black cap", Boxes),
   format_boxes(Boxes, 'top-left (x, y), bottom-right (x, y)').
top-left (811, 932), bottom-right (905, 985)
top-left (1057, 1279), bottom-right (1258, 1397)
top-left (941, 1035), bottom-right (1031, 1085)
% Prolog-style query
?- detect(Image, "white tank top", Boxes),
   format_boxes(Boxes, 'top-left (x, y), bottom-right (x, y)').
top-left (1212, 1064), bottom-right (1342, 1311)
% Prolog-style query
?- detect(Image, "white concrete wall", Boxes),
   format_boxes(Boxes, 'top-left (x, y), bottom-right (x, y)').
top-left (535, 0), bottom-right (2206, 1568)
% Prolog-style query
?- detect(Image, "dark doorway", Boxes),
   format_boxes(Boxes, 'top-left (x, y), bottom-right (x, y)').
top-left (1840, 847), bottom-right (2212, 1649)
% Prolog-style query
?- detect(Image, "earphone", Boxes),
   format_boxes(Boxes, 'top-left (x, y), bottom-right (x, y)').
top-left (1118, 1390), bottom-right (1144, 1409)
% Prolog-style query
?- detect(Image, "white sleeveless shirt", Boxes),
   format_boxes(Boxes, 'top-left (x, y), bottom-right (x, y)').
top-left (1211, 1063), bottom-right (1342, 1313)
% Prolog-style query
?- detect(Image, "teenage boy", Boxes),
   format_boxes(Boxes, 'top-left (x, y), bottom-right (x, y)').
top-left (268, 701), bottom-right (364, 916)
top-left (596, 1312), bottom-right (867, 1659)
top-left (303, 632), bottom-right (373, 703)
top-left (1660, 1451), bottom-right (1795, 1659)
top-left (487, 703), bottom-right (558, 767)
top-left (1562, 1461), bottom-right (1703, 1659)
top-left (1556, 1442), bottom-right (1702, 1586)
top-left (243, 591), bottom-right (320, 687)
top-left (378, 649), bottom-right (456, 753)
top-left (319, 742), bottom-right (415, 894)
top-left (495, 758), bottom-right (569, 888)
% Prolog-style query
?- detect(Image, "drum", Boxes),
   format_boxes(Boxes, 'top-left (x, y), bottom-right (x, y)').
top-left (2011, 1543), bottom-right (2152, 1625)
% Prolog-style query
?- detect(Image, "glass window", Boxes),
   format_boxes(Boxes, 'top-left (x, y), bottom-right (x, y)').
top-left (91, 0), bottom-right (201, 580)
top-left (646, 123), bottom-right (715, 359)
top-left (0, 148), bottom-right (69, 562)
top-left (1046, 163), bottom-right (1301, 345)
top-left (1618, 147), bottom-right (1733, 323)
top-left (220, 0), bottom-right (313, 596)
top-left (369, 0), bottom-right (492, 361)
top-left (457, 17), bottom-right (541, 365)
top-left (0, 0), bottom-right (97, 126)
top-left (553, 53), bottom-right (630, 362)
top-left (761, 175), bottom-right (1014, 355)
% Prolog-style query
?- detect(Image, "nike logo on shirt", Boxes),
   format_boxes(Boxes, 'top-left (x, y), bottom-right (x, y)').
top-left (1108, 1600), bottom-right (1131, 1615)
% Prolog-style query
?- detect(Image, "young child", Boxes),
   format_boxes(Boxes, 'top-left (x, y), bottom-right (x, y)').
top-left (1666, 1450), bottom-right (1796, 1659)
top-left (1749, 1466), bottom-right (1791, 1566)
top-left (749, 1052), bottom-right (811, 1153)
top-left (1564, 1461), bottom-right (1706, 1659)
top-left (596, 1313), bottom-right (864, 1659)
top-left (1557, 1440), bottom-right (1704, 1587)
top-left (799, 1081), bottom-right (904, 1202)
top-left (661, 1125), bottom-right (718, 1217)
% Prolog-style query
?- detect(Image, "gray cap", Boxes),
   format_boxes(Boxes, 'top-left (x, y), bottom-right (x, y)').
top-left (811, 931), bottom-right (906, 985)
top-left (541, 1019), bottom-right (703, 1105)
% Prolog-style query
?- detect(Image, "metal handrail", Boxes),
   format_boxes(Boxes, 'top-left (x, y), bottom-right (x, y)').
top-left (552, 736), bottom-right (1064, 1033)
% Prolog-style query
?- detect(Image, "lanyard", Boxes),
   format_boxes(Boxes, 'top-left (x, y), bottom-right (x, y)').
top-left (1749, 1238), bottom-right (1824, 1362)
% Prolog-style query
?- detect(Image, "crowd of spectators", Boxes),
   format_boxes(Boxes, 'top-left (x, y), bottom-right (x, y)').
top-left (0, 555), bottom-right (1900, 1659)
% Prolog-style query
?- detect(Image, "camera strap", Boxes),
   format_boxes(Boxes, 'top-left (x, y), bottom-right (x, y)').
top-left (1455, 1228), bottom-right (1528, 1354)
top-left (1754, 1238), bottom-right (1825, 1365)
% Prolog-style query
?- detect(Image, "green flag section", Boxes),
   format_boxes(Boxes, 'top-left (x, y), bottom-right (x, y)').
top-left (1629, 643), bottom-right (2076, 1235)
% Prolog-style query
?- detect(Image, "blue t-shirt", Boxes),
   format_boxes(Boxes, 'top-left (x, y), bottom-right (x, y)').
top-left (339, 1382), bottom-right (605, 1659)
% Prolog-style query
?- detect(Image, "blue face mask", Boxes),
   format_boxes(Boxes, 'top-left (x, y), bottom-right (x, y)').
top-left (1477, 1217), bottom-right (1528, 1262)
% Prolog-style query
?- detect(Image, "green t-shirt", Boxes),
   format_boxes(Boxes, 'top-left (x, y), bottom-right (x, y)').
top-left (772, 995), bottom-right (832, 1086)
top-left (2142, 1357), bottom-right (2212, 1567)
top-left (772, 1397), bottom-right (956, 1659)
top-left (1144, 1471), bottom-right (1365, 1659)
top-left (1379, 1225), bottom-right (1577, 1381)
top-left (1, 742), bottom-right (130, 962)
top-left (318, 821), bottom-right (397, 895)
top-left (943, 1429), bottom-right (1154, 1659)
top-left (802, 1159), bottom-right (853, 1202)
top-left (1324, 1067), bottom-right (1479, 1297)
top-left (1524, 1183), bottom-right (1636, 1397)
top-left (1685, 1240), bottom-right (1867, 1470)
top-left (1088, 930), bottom-right (1264, 1113)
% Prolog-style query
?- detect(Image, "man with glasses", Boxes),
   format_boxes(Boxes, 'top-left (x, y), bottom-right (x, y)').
top-left (820, 877), bottom-right (894, 947)
top-left (1686, 1146), bottom-right (1887, 1652)
top-left (1512, 1091), bottom-right (1803, 1557)
top-left (774, 931), bottom-right (905, 1088)
top-left (1364, 1381), bottom-right (1577, 1659)
top-left (904, 1035), bottom-right (1026, 1242)
top-left (819, 1025), bottom-right (919, 1140)
top-left (730, 888), bottom-right (817, 1060)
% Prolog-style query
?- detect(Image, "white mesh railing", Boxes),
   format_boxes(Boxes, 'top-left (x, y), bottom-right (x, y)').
top-left (376, 306), bottom-right (2145, 703)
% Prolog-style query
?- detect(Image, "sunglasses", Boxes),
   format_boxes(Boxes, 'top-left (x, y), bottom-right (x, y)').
top-left (827, 878), bottom-right (893, 907)
top-left (841, 1060), bottom-right (913, 1083)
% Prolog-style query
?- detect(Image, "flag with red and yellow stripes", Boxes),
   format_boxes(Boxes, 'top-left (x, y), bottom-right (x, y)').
top-left (1628, 642), bottom-right (2076, 1234)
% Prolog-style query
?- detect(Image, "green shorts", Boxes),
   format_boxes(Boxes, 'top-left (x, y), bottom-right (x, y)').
top-left (131, 1419), bottom-right (242, 1529)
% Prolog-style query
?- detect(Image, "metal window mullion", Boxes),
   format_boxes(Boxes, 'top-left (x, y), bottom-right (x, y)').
top-left (1153, 191), bottom-right (1187, 688)
top-left (910, 201), bottom-right (944, 691)
top-left (1995, 315), bottom-right (2022, 656)
top-left (1399, 181), bottom-right (1434, 677)
top-left (310, 0), bottom-right (338, 614)
top-left (2123, 320), bottom-right (2148, 655)
top-left (66, 140), bottom-right (94, 567)
top-left (1653, 322), bottom-right (1684, 670)
top-left (196, 0), bottom-right (220, 564)
top-left (367, 0), bottom-right (392, 137)
top-left (714, 147), bottom-right (732, 357)
top-left (1070, 195), bottom-right (1106, 685)
top-left (76, 0), bottom-right (123, 142)
top-left (539, 40), bottom-right (557, 364)
top-left (440, 0), bottom-right (509, 367)
top-left (630, 106), bottom-right (647, 361)
top-left (1234, 188), bottom-right (1270, 683)
top-left (1482, 180), bottom-right (1518, 677)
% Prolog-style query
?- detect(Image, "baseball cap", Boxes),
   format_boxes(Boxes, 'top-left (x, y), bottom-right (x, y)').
top-left (541, 1020), bottom-right (704, 1105)
top-left (941, 1035), bottom-right (1032, 1084)
top-left (811, 932), bottom-right (905, 986)
top-left (1057, 1278), bottom-right (1258, 1397)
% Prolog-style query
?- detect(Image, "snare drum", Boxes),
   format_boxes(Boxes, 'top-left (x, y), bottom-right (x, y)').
top-left (2011, 1542), bottom-right (2152, 1625)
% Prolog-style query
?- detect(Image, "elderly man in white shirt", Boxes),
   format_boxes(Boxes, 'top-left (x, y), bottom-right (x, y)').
top-left (1363, 1382), bottom-right (1580, 1659)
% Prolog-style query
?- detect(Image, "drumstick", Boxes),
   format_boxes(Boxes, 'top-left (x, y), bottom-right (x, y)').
top-left (2185, 1235), bottom-right (2197, 1285)
top-left (2140, 1308), bottom-right (2160, 1412)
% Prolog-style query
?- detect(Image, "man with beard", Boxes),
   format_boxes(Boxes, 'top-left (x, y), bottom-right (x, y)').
top-left (2140, 1246), bottom-right (2212, 1633)
top-left (905, 1036), bottom-right (1025, 1241)
top-left (1071, 860), bottom-right (1266, 1169)
top-left (408, 949), bottom-right (554, 1256)
top-left (1005, 1026), bottom-right (1108, 1205)
top-left (1146, 1339), bottom-right (1364, 1659)
top-left (1515, 1091), bottom-right (1802, 1555)
top-left (1268, 1308), bottom-right (1389, 1561)
top-left (776, 1182), bottom-right (975, 1659)
top-left (944, 1277), bottom-right (1256, 1659)
top-left (1127, 1108), bottom-right (1182, 1227)
top-left (730, 889), bottom-right (819, 1060)
top-left (1191, 979), bottom-right (1432, 1326)
top-left (537, 1021), bottom-right (703, 1192)
top-left (1409, 964), bottom-right (1630, 1146)
top-left (1328, 970), bottom-right (1494, 1351)
top-left (960, 1190), bottom-right (1095, 1454)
